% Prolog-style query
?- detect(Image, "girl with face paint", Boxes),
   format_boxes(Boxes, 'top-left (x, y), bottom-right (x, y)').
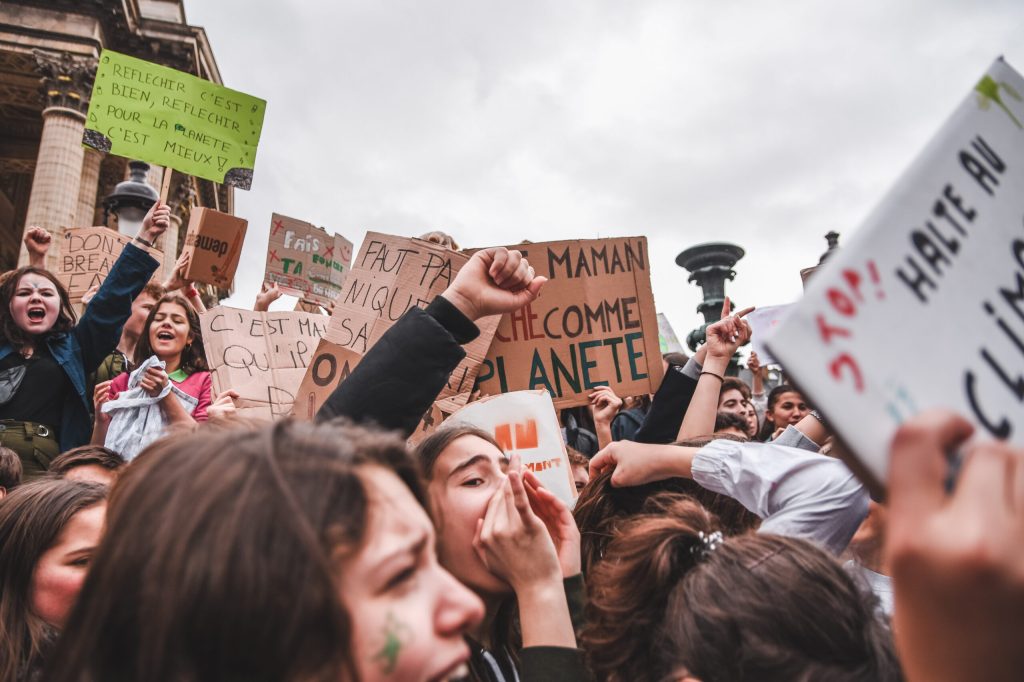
top-left (315, 246), bottom-right (590, 681)
top-left (47, 421), bottom-right (485, 682)
top-left (0, 204), bottom-right (166, 478)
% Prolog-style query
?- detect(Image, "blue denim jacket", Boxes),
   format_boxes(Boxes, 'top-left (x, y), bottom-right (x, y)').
top-left (0, 243), bottom-right (159, 450)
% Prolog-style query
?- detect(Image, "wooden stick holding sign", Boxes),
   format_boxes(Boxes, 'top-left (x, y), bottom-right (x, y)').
top-left (159, 168), bottom-right (173, 204)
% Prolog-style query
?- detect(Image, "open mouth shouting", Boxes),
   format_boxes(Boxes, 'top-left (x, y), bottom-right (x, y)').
top-left (26, 306), bottom-right (47, 323)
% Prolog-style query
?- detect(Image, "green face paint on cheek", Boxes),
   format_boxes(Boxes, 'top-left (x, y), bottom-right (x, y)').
top-left (372, 612), bottom-right (413, 675)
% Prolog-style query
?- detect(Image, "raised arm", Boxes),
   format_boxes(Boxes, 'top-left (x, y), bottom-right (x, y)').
top-left (591, 436), bottom-right (868, 555)
top-left (677, 303), bottom-right (753, 441)
top-left (316, 247), bottom-right (546, 436)
top-left (74, 203), bottom-right (166, 372)
top-left (23, 227), bottom-right (52, 270)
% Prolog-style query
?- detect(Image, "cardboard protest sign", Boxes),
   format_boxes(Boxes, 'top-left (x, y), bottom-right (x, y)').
top-left (83, 50), bottom-right (266, 189)
top-left (180, 208), bottom-right (247, 288)
top-left (475, 237), bottom-right (663, 408)
top-left (57, 226), bottom-right (162, 302)
top-left (445, 390), bottom-right (577, 505)
top-left (657, 313), bottom-right (685, 355)
top-left (767, 57), bottom-right (1024, 493)
top-left (293, 233), bottom-right (498, 418)
top-left (264, 213), bottom-right (353, 308)
top-left (200, 307), bottom-right (328, 420)
top-left (746, 304), bottom-right (793, 366)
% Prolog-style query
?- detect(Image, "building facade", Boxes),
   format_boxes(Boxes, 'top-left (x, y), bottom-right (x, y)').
top-left (0, 0), bottom-right (234, 295)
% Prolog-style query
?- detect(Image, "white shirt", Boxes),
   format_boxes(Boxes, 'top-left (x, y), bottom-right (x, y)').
top-left (692, 439), bottom-right (870, 556)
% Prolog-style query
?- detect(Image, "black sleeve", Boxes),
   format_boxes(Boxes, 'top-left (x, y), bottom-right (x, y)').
top-left (315, 296), bottom-right (479, 437)
top-left (632, 365), bottom-right (698, 444)
top-left (520, 646), bottom-right (592, 682)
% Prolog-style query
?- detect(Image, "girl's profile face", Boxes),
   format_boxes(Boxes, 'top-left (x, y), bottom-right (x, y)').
top-left (10, 273), bottom-right (61, 336)
top-left (148, 302), bottom-right (192, 358)
top-left (30, 502), bottom-right (106, 628)
top-left (427, 434), bottom-right (511, 596)
top-left (339, 466), bottom-right (484, 682)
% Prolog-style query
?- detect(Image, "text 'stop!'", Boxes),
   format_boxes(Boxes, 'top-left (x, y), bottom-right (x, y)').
top-left (83, 50), bottom-right (267, 190)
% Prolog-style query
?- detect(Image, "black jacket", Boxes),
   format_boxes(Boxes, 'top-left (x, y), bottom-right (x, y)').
top-left (316, 297), bottom-right (591, 681)
top-left (632, 364), bottom-right (699, 444)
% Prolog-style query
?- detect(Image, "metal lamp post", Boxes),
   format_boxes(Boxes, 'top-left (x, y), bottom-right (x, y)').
top-left (102, 160), bottom-right (158, 238)
top-left (676, 242), bottom-right (745, 359)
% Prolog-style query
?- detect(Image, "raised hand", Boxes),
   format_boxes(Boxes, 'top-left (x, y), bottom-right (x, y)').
top-left (254, 282), bottom-right (282, 312)
top-left (747, 350), bottom-right (762, 375)
top-left (705, 303), bottom-right (754, 360)
top-left (163, 251), bottom-right (193, 292)
top-left (139, 201), bottom-right (171, 244)
top-left (589, 385), bottom-right (624, 426)
top-left (23, 227), bottom-right (52, 266)
top-left (442, 247), bottom-right (547, 321)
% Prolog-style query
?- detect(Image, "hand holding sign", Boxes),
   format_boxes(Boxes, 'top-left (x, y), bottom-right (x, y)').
top-left (887, 410), bottom-right (1024, 682)
top-left (442, 247), bottom-right (547, 321)
top-left (140, 201), bottom-right (171, 245)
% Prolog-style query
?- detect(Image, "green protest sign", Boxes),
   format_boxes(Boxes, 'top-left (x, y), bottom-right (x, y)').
top-left (83, 50), bottom-right (266, 189)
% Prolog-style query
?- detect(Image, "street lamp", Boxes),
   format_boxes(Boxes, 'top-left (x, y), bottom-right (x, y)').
top-left (676, 242), bottom-right (745, 353)
top-left (102, 160), bottom-right (157, 238)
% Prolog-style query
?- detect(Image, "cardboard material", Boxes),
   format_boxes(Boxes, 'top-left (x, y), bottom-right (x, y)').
top-left (475, 237), bottom-right (663, 407)
top-left (181, 207), bottom-right (247, 288)
top-left (83, 50), bottom-right (266, 189)
top-left (200, 307), bottom-right (329, 420)
top-left (264, 213), bottom-right (353, 308)
top-left (57, 226), bottom-right (162, 302)
top-left (767, 57), bottom-right (1024, 493)
top-left (293, 233), bottom-right (498, 419)
top-left (445, 390), bottom-right (577, 505)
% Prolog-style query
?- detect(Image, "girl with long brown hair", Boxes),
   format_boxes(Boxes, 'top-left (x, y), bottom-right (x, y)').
top-left (0, 478), bottom-right (107, 681)
top-left (0, 204), bottom-right (165, 478)
top-left (48, 420), bottom-right (484, 682)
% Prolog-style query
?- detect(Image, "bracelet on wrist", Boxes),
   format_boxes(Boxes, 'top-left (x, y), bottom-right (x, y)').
top-left (808, 409), bottom-right (825, 423)
top-left (699, 370), bottom-right (725, 382)
top-left (134, 234), bottom-right (155, 248)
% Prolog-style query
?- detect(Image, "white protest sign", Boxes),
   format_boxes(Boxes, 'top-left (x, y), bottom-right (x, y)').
top-left (657, 313), bottom-right (686, 355)
top-left (767, 57), bottom-right (1024, 494)
top-left (445, 390), bottom-right (577, 505)
top-left (747, 304), bottom-right (793, 366)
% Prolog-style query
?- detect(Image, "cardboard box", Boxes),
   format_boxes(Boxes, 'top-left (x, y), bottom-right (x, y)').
top-left (181, 207), bottom-right (248, 288)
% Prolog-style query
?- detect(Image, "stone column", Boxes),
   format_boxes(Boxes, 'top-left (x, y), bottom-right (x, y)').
top-left (75, 148), bottom-right (103, 229)
top-left (21, 50), bottom-right (96, 270)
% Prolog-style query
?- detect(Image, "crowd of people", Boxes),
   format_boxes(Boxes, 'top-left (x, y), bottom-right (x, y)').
top-left (0, 201), bottom-right (1021, 681)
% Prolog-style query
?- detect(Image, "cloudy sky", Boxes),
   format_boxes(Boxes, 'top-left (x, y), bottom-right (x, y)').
top-left (187, 0), bottom-right (1024, 346)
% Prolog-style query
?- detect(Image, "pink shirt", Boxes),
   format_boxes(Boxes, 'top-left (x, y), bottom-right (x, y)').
top-left (109, 369), bottom-right (213, 422)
